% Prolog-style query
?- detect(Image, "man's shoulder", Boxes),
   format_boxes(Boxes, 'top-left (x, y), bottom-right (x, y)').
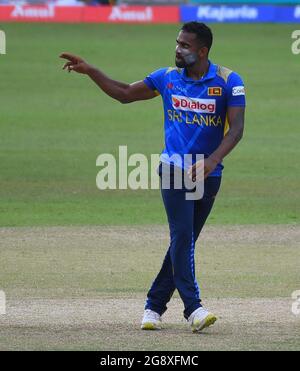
top-left (214, 64), bottom-right (243, 85)
top-left (164, 67), bottom-right (183, 75)
top-left (147, 66), bottom-right (182, 79)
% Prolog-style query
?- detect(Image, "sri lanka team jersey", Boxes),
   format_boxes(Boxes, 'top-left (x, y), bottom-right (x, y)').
top-left (143, 61), bottom-right (246, 177)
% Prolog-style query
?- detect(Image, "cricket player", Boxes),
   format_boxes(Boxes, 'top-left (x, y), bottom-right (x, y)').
top-left (60, 22), bottom-right (245, 333)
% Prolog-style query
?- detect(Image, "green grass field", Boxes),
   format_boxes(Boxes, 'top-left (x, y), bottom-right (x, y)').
top-left (0, 23), bottom-right (299, 351)
top-left (0, 23), bottom-right (299, 226)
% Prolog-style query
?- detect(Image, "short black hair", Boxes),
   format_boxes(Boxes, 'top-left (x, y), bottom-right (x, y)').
top-left (181, 22), bottom-right (213, 51)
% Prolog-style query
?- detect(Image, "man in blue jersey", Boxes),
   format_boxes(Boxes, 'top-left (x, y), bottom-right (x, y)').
top-left (60, 22), bottom-right (245, 333)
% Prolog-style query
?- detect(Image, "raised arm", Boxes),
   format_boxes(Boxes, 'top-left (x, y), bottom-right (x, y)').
top-left (60, 52), bottom-right (157, 104)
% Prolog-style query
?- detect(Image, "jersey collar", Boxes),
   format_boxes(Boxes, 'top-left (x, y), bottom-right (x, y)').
top-left (182, 60), bottom-right (217, 83)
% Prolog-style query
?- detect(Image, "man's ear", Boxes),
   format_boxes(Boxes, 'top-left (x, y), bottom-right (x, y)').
top-left (198, 46), bottom-right (209, 59)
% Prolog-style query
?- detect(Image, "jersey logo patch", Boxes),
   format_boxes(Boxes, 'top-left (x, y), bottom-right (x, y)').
top-left (172, 95), bottom-right (216, 114)
top-left (232, 86), bottom-right (245, 96)
top-left (208, 87), bottom-right (222, 96)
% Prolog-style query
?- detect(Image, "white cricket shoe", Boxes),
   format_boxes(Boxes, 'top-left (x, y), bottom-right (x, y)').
top-left (141, 309), bottom-right (162, 330)
top-left (188, 307), bottom-right (217, 333)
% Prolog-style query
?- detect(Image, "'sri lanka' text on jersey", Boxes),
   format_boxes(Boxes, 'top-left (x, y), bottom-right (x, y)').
top-left (143, 61), bottom-right (246, 176)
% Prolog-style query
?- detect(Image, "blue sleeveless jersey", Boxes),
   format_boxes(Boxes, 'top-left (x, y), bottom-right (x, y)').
top-left (144, 61), bottom-right (246, 176)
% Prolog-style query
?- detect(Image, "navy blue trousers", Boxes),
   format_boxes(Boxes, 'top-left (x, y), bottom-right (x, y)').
top-left (145, 164), bottom-right (222, 319)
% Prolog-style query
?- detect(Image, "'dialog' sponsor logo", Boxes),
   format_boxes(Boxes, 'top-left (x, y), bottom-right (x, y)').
top-left (172, 95), bottom-right (216, 114)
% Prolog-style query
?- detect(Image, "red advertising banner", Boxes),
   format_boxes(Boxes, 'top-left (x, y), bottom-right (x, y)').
top-left (0, 5), bottom-right (179, 23)
top-left (83, 6), bottom-right (179, 23)
top-left (0, 5), bottom-right (82, 23)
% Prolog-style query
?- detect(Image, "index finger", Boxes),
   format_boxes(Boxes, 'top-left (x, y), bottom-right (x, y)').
top-left (59, 52), bottom-right (79, 63)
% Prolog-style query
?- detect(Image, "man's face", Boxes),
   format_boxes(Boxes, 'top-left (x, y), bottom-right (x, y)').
top-left (175, 31), bottom-right (202, 68)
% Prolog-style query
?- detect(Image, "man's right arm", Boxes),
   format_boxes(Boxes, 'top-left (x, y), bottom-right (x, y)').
top-left (60, 52), bottom-right (157, 104)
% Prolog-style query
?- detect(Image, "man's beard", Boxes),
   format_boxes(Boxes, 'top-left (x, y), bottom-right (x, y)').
top-left (175, 52), bottom-right (198, 68)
